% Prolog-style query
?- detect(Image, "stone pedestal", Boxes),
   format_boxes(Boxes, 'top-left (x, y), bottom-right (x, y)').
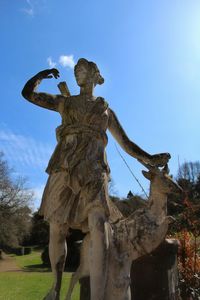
top-left (131, 239), bottom-right (179, 300)
top-left (79, 239), bottom-right (179, 300)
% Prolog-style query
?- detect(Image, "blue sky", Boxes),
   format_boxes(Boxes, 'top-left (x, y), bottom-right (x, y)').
top-left (0, 0), bottom-right (200, 209)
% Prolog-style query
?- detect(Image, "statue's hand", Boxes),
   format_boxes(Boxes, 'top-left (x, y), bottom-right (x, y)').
top-left (150, 153), bottom-right (171, 167)
top-left (37, 68), bottom-right (60, 80)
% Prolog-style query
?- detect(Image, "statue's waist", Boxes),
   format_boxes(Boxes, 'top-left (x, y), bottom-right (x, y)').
top-left (56, 124), bottom-right (108, 145)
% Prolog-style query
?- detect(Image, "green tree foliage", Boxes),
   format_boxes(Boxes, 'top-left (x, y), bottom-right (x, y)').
top-left (26, 212), bottom-right (49, 246)
top-left (0, 152), bottom-right (32, 249)
top-left (110, 192), bottom-right (146, 218)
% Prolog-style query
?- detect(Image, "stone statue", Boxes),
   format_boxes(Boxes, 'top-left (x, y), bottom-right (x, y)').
top-left (65, 163), bottom-right (182, 300)
top-left (21, 58), bottom-right (170, 300)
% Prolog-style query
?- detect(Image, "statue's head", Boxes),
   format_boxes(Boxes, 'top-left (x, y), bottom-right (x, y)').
top-left (74, 58), bottom-right (104, 87)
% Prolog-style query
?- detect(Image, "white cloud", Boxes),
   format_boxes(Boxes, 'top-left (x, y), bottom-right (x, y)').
top-left (21, 0), bottom-right (48, 16)
top-left (59, 55), bottom-right (75, 69)
top-left (32, 184), bottom-right (45, 201)
top-left (0, 128), bottom-right (53, 171)
top-left (47, 57), bottom-right (57, 68)
top-left (21, 0), bottom-right (34, 16)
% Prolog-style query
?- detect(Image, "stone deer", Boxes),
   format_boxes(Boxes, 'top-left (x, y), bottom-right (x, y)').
top-left (65, 164), bottom-right (182, 300)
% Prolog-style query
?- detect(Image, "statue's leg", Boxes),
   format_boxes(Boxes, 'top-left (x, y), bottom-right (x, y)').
top-left (44, 222), bottom-right (68, 300)
top-left (65, 234), bottom-right (90, 300)
top-left (88, 208), bottom-right (107, 300)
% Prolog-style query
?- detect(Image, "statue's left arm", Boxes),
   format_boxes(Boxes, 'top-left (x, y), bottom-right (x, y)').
top-left (108, 108), bottom-right (170, 167)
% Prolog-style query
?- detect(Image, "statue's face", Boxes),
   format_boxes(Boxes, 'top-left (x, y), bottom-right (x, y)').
top-left (75, 63), bottom-right (89, 87)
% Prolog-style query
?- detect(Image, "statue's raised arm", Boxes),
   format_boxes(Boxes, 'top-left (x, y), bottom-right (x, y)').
top-left (108, 108), bottom-right (170, 167)
top-left (21, 68), bottom-right (63, 111)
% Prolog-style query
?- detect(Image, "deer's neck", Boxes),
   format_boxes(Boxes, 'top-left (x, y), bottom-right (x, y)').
top-left (149, 184), bottom-right (167, 222)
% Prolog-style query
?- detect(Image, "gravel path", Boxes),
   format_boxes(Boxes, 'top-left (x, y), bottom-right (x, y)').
top-left (0, 252), bottom-right (22, 272)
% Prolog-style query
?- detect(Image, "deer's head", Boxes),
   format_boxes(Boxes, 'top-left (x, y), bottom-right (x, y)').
top-left (141, 162), bottom-right (182, 196)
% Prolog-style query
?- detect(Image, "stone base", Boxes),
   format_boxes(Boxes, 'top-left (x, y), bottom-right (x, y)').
top-left (131, 239), bottom-right (180, 300)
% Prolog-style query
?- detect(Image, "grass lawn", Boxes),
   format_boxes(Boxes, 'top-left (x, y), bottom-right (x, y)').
top-left (14, 249), bottom-right (50, 272)
top-left (0, 272), bottom-right (79, 300)
top-left (0, 250), bottom-right (80, 300)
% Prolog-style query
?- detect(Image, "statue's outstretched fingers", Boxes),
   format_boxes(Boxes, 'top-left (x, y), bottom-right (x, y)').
top-left (51, 68), bottom-right (60, 79)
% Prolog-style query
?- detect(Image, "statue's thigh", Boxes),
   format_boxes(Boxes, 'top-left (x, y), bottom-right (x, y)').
top-left (88, 207), bottom-right (106, 232)
top-left (49, 222), bottom-right (69, 241)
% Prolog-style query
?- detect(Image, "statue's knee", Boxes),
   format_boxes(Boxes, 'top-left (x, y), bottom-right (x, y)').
top-left (56, 254), bottom-right (66, 272)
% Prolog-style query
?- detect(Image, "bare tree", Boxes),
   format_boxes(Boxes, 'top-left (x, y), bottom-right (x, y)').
top-left (177, 161), bottom-right (200, 183)
top-left (0, 152), bottom-right (33, 249)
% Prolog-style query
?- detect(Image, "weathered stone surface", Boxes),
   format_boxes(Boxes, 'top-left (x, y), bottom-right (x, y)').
top-left (131, 239), bottom-right (180, 300)
top-left (66, 164), bottom-right (182, 300)
top-left (21, 58), bottom-right (173, 300)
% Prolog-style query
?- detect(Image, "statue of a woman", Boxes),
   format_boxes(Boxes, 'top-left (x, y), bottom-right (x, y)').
top-left (22, 58), bottom-right (170, 300)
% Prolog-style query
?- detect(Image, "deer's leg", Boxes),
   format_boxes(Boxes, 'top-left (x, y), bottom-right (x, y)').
top-left (44, 222), bottom-right (68, 300)
top-left (65, 234), bottom-right (90, 300)
top-left (65, 265), bottom-right (83, 300)
top-left (88, 208), bottom-right (107, 300)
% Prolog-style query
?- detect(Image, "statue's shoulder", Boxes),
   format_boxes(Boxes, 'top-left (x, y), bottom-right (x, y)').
top-left (57, 95), bottom-right (75, 113)
top-left (96, 97), bottom-right (109, 109)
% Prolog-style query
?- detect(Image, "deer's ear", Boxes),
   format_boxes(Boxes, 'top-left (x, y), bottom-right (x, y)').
top-left (142, 170), bottom-right (153, 180)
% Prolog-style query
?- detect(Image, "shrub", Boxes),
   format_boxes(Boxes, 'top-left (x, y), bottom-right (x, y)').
top-left (41, 246), bottom-right (50, 266)
top-left (176, 230), bottom-right (200, 300)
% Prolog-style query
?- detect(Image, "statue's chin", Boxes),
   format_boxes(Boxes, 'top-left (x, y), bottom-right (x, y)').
top-left (75, 78), bottom-right (85, 87)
